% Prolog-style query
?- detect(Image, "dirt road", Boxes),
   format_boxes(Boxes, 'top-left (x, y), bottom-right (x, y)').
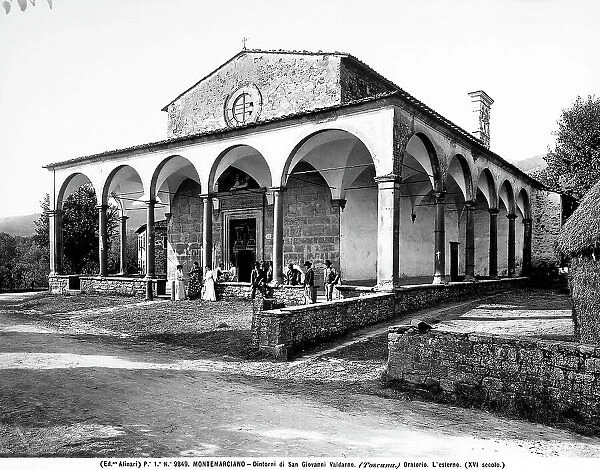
top-left (1, 291), bottom-right (599, 458)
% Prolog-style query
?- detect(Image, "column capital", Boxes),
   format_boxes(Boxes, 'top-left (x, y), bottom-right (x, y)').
top-left (268, 186), bottom-right (287, 193)
top-left (95, 204), bottom-right (109, 210)
top-left (506, 213), bottom-right (518, 220)
top-left (434, 190), bottom-right (446, 201)
top-left (374, 174), bottom-right (402, 184)
top-left (199, 192), bottom-right (217, 199)
top-left (144, 199), bottom-right (157, 207)
top-left (47, 209), bottom-right (62, 217)
top-left (488, 208), bottom-right (500, 215)
top-left (523, 218), bottom-right (533, 224)
top-left (120, 215), bottom-right (129, 221)
top-left (463, 200), bottom-right (477, 209)
top-left (331, 198), bottom-right (347, 211)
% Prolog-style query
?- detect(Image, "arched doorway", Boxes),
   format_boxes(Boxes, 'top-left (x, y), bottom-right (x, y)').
top-left (209, 145), bottom-right (272, 282)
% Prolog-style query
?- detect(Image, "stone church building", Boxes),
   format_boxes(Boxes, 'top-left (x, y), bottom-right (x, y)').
top-left (45, 49), bottom-right (565, 296)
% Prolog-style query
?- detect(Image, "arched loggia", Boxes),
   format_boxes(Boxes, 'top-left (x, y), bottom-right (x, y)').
top-left (516, 188), bottom-right (532, 275)
top-left (207, 145), bottom-right (273, 282)
top-left (499, 180), bottom-right (516, 276)
top-left (52, 173), bottom-right (99, 276)
top-left (474, 168), bottom-right (498, 277)
top-left (150, 156), bottom-right (202, 281)
top-left (399, 133), bottom-right (444, 284)
top-left (100, 165), bottom-right (145, 276)
top-left (278, 129), bottom-right (378, 287)
top-left (445, 155), bottom-right (474, 281)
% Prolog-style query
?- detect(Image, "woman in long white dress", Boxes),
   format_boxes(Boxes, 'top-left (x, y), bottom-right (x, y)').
top-left (175, 264), bottom-right (186, 300)
top-left (202, 265), bottom-right (217, 301)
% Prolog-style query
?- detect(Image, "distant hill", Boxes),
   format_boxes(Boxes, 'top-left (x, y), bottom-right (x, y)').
top-left (510, 154), bottom-right (547, 174)
top-left (0, 213), bottom-right (39, 237)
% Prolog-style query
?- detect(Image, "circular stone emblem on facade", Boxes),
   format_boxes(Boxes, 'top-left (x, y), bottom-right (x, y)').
top-left (224, 84), bottom-right (262, 127)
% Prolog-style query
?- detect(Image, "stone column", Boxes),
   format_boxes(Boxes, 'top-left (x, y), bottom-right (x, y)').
top-left (464, 200), bottom-right (476, 281)
top-left (98, 204), bottom-right (108, 277)
top-left (145, 200), bottom-right (156, 278)
top-left (433, 191), bottom-right (446, 284)
top-left (507, 213), bottom-right (517, 277)
top-left (522, 218), bottom-right (533, 276)
top-left (271, 187), bottom-right (285, 285)
top-left (375, 175), bottom-right (401, 289)
top-left (488, 208), bottom-right (499, 278)
top-left (119, 215), bottom-right (129, 275)
top-left (202, 195), bottom-right (213, 269)
top-left (48, 209), bottom-right (63, 275)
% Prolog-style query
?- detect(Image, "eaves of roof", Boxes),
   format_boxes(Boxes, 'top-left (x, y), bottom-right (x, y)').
top-left (47, 47), bottom-right (544, 189)
top-left (44, 91), bottom-right (397, 169)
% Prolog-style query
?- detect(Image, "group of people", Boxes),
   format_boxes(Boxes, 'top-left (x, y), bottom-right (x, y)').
top-left (174, 262), bottom-right (217, 301)
top-left (174, 258), bottom-right (340, 305)
top-left (298, 259), bottom-right (340, 304)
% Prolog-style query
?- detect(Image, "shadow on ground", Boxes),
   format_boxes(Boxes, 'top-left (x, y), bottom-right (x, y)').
top-left (140, 329), bottom-right (256, 360)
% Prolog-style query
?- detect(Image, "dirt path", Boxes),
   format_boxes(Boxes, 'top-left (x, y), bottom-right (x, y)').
top-left (1, 290), bottom-right (598, 459)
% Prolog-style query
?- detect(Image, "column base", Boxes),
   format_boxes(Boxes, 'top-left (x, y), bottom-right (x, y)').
top-left (432, 275), bottom-right (447, 285)
top-left (375, 280), bottom-right (400, 291)
top-left (463, 274), bottom-right (476, 282)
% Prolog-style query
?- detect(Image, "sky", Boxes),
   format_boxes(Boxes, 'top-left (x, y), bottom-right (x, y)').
top-left (0, 0), bottom-right (598, 217)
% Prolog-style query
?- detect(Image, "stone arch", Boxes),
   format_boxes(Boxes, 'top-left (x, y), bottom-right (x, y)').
top-left (475, 168), bottom-right (498, 209)
top-left (516, 188), bottom-right (531, 219)
top-left (403, 132), bottom-right (443, 192)
top-left (101, 164), bottom-right (145, 210)
top-left (56, 172), bottom-right (96, 209)
top-left (150, 155), bottom-right (202, 209)
top-left (281, 129), bottom-right (378, 284)
top-left (446, 154), bottom-right (474, 201)
top-left (498, 179), bottom-right (516, 214)
top-left (209, 144), bottom-right (272, 192)
top-left (281, 129), bottom-right (376, 200)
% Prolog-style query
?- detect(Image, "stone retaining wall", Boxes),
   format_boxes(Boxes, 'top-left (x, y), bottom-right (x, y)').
top-left (254, 278), bottom-right (528, 360)
top-left (48, 275), bottom-right (70, 294)
top-left (79, 277), bottom-right (165, 297)
top-left (252, 293), bottom-right (394, 359)
top-left (216, 282), bottom-right (306, 306)
top-left (386, 328), bottom-right (600, 432)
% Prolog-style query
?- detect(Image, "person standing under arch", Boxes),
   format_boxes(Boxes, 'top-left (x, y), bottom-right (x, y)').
top-left (323, 259), bottom-right (339, 302)
top-left (303, 261), bottom-right (316, 304)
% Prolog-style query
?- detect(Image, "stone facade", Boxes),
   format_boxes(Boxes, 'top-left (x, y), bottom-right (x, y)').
top-left (166, 178), bottom-right (205, 280)
top-left (531, 189), bottom-right (563, 268)
top-left (166, 52), bottom-right (343, 138)
top-left (340, 59), bottom-right (393, 103)
top-left (166, 170), bottom-right (341, 287)
top-left (386, 328), bottom-right (600, 432)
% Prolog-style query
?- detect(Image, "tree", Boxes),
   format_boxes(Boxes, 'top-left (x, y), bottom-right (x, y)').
top-left (542, 95), bottom-right (600, 200)
top-left (2, 0), bottom-right (52, 14)
top-left (0, 232), bottom-right (17, 290)
top-left (35, 185), bottom-right (119, 275)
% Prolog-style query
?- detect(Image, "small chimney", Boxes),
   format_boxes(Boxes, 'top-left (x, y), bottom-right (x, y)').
top-left (468, 90), bottom-right (494, 148)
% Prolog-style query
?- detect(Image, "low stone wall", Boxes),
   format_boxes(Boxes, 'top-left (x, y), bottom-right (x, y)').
top-left (252, 293), bottom-right (394, 359)
top-left (48, 275), bottom-right (70, 294)
top-left (215, 282), bottom-right (306, 306)
top-left (79, 276), bottom-right (166, 297)
top-left (254, 278), bottom-right (528, 360)
top-left (386, 328), bottom-right (600, 432)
